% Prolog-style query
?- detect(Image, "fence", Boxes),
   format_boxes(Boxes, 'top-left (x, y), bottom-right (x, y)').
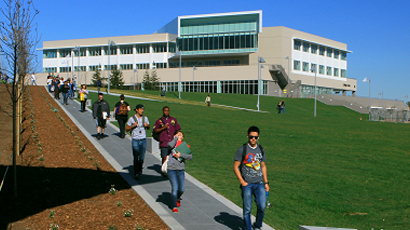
top-left (370, 108), bottom-right (409, 122)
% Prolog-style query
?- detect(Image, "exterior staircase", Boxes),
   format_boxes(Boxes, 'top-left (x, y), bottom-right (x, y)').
top-left (269, 64), bottom-right (289, 89)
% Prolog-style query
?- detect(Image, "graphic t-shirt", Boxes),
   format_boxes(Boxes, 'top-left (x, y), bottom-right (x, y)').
top-left (234, 144), bottom-right (266, 184)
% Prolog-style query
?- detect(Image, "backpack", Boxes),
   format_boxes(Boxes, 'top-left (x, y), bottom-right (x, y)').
top-left (117, 103), bottom-right (128, 116)
top-left (152, 118), bottom-right (165, 142)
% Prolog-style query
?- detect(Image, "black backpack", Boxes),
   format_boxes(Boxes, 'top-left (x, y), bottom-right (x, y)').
top-left (152, 118), bottom-right (165, 142)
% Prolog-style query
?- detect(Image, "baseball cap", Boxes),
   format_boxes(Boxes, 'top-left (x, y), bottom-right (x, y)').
top-left (135, 104), bottom-right (144, 110)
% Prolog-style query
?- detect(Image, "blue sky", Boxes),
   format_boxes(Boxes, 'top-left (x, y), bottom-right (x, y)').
top-left (4, 0), bottom-right (409, 101)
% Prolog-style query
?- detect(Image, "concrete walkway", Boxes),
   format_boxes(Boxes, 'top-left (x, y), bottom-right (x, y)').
top-left (49, 89), bottom-right (275, 230)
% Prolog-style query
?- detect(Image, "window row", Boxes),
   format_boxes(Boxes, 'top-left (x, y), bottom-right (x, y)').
top-left (43, 44), bottom-right (170, 58)
top-left (177, 33), bottom-right (258, 52)
top-left (293, 60), bottom-right (347, 77)
top-left (294, 40), bottom-right (347, 60)
top-left (180, 21), bottom-right (257, 36)
top-left (169, 59), bottom-right (240, 68)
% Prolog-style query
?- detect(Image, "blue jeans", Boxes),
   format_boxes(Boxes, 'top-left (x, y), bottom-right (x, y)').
top-left (241, 182), bottom-right (266, 230)
top-left (132, 138), bottom-right (146, 175)
top-left (62, 92), bottom-right (68, 104)
top-left (168, 169), bottom-right (185, 208)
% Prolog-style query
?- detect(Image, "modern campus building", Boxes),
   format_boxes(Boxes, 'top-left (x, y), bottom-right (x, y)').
top-left (40, 10), bottom-right (357, 98)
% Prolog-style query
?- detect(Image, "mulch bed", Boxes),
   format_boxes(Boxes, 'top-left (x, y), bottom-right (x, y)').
top-left (0, 86), bottom-right (169, 230)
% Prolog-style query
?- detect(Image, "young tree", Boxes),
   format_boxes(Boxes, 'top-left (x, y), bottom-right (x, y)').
top-left (91, 64), bottom-right (103, 86)
top-left (0, 0), bottom-right (40, 197)
top-left (150, 69), bottom-right (160, 91)
top-left (142, 69), bottom-right (160, 90)
top-left (142, 69), bottom-right (150, 90)
top-left (110, 68), bottom-right (124, 89)
top-left (406, 101), bottom-right (410, 108)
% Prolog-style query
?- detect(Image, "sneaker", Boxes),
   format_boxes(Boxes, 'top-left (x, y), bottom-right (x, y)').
top-left (134, 174), bottom-right (140, 180)
top-left (172, 208), bottom-right (178, 213)
top-left (100, 133), bottom-right (104, 139)
top-left (97, 134), bottom-right (101, 140)
top-left (177, 200), bottom-right (181, 207)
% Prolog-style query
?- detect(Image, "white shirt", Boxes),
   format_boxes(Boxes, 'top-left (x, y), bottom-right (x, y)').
top-left (127, 115), bottom-right (150, 140)
top-left (31, 74), bottom-right (36, 81)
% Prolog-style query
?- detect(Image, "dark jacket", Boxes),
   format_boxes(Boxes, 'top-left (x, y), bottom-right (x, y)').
top-left (92, 99), bottom-right (110, 119)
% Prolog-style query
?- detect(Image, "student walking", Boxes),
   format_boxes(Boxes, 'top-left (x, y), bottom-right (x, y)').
top-left (205, 95), bottom-right (211, 107)
top-left (126, 104), bottom-right (150, 179)
top-left (114, 94), bottom-right (130, 138)
top-left (31, 73), bottom-right (37, 86)
top-left (153, 106), bottom-right (181, 177)
top-left (233, 126), bottom-right (269, 230)
top-left (79, 84), bottom-right (88, 112)
top-left (160, 83), bottom-right (166, 96)
top-left (92, 93), bottom-right (110, 140)
top-left (61, 80), bottom-right (70, 105)
top-left (166, 131), bottom-right (192, 213)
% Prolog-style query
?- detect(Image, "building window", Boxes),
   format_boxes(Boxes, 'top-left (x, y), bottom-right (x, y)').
top-left (120, 45), bottom-right (133, 55)
top-left (120, 64), bottom-right (133, 70)
top-left (334, 68), bottom-right (339, 77)
top-left (89, 47), bottom-right (101, 56)
top-left (59, 49), bottom-right (70, 58)
top-left (303, 42), bottom-right (310, 52)
top-left (302, 62), bottom-right (309, 72)
top-left (334, 50), bottom-right (339, 59)
top-left (293, 60), bottom-right (300, 70)
top-left (169, 43), bottom-right (176, 53)
top-left (136, 63), bottom-right (149, 69)
top-left (326, 66), bottom-right (332, 76)
top-left (74, 66), bottom-right (86, 71)
top-left (73, 48), bottom-right (86, 57)
top-left (155, 63), bottom-right (167, 69)
top-left (153, 43), bottom-right (167, 53)
top-left (136, 45), bottom-right (149, 54)
top-left (311, 44), bottom-right (317, 54)
top-left (104, 65), bottom-right (117, 70)
top-left (44, 67), bottom-right (57, 73)
top-left (89, 65), bottom-right (101, 71)
top-left (319, 46), bottom-right (325, 56)
top-left (43, 50), bottom-right (57, 58)
top-left (186, 61), bottom-right (203, 67)
top-left (59, 67), bottom-right (71, 72)
top-left (104, 47), bottom-right (117, 55)
top-left (223, 59), bottom-right (240, 66)
top-left (310, 64), bottom-right (317, 73)
top-left (326, 48), bottom-right (332, 57)
top-left (341, 69), bottom-right (347, 78)
top-left (341, 52), bottom-right (347, 60)
top-left (319, 65), bottom-right (325, 75)
top-left (294, 40), bottom-right (301, 50)
top-left (205, 60), bottom-right (221, 66)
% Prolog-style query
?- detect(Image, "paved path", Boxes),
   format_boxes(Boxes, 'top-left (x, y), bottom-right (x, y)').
top-left (49, 89), bottom-right (275, 230)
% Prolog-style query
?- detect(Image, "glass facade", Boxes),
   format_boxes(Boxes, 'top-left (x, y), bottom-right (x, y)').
top-left (300, 85), bottom-right (333, 97)
top-left (104, 47), bottom-right (117, 55)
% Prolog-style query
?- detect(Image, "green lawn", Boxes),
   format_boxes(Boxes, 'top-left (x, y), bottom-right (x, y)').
top-left (86, 88), bottom-right (410, 230)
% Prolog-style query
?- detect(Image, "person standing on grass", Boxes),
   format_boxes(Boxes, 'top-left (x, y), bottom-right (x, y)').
top-left (79, 84), bottom-right (88, 113)
top-left (153, 106), bottom-right (181, 177)
top-left (97, 78), bottom-right (102, 93)
top-left (277, 100), bottom-right (285, 114)
top-left (205, 95), bottom-right (211, 107)
top-left (160, 83), bottom-right (166, 96)
top-left (114, 94), bottom-right (131, 138)
top-left (233, 126), bottom-right (269, 230)
top-left (92, 93), bottom-right (110, 140)
top-left (126, 104), bottom-right (150, 179)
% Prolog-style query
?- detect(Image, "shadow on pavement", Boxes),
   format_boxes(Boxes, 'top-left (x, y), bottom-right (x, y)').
top-left (214, 212), bottom-right (245, 230)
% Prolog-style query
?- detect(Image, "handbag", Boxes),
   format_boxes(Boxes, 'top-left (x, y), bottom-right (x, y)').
top-left (161, 155), bottom-right (169, 173)
top-left (80, 92), bottom-right (85, 101)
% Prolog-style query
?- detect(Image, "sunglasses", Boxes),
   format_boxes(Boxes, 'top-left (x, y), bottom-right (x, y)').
top-left (248, 135), bottom-right (259, 140)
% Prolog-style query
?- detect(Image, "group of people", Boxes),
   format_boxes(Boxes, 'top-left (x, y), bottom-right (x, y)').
top-left (52, 88), bottom-right (268, 229)
top-left (46, 73), bottom-right (77, 105)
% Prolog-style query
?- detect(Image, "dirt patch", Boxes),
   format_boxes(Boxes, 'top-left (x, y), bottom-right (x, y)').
top-left (0, 86), bottom-right (169, 230)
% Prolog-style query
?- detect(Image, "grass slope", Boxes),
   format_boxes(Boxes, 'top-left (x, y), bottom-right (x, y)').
top-left (86, 88), bottom-right (410, 230)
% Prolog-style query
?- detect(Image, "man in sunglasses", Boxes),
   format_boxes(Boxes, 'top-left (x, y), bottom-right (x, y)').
top-left (233, 126), bottom-right (269, 230)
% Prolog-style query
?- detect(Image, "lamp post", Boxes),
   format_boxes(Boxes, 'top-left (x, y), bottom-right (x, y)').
top-left (363, 77), bottom-right (371, 120)
top-left (257, 56), bottom-right (266, 112)
top-left (192, 66), bottom-right (197, 92)
top-left (285, 56), bottom-right (290, 82)
top-left (133, 69), bottom-right (137, 90)
top-left (175, 51), bottom-right (182, 99)
top-left (310, 65), bottom-right (317, 117)
top-left (378, 92), bottom-right (384, 108)
top-left (72, 46), bottom-right (80, 85)
top-left (107, 39), bottom-right (116, 94)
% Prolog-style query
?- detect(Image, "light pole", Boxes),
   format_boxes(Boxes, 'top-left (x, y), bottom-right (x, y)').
top-left (378, 92), bottom-right (384, 108)
top-left (175, 51), bottom-right (182, 99)
top-left (310, 65), bottom-right (317, 117)
top-left (363, 77), bottom-right (371, 120)
top-left (257, 56), bottom-right (266, 112)
top-left (107, 39), bottom-right (116, 94)
top-left (133, 69), bottom-right (137, 90)
top-left (72, 46), bottom-right (80, 85)
top-left (285, 56), bottom-right (290, 82)
top-left (192, 66), bottom-right (197, 92)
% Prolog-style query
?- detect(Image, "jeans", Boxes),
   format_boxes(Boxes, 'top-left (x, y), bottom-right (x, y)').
top-left (168, 169), bottom-right (185, 208)
top-left (160, 147), bottom-right (170, 164)
top-left (62, 92), bottom-right (68, 104)
top-left (132, 138), bottom-right (146, 175)
top-left (241, 182), bottom-right (266, 230)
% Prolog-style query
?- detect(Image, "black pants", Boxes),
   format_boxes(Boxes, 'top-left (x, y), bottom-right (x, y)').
top-left (81, 99), bottom-right (87, 112)
top-left (117, 115), bottom-right (128, 138)
top-left (54, 88), bottom-right (59, 99)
